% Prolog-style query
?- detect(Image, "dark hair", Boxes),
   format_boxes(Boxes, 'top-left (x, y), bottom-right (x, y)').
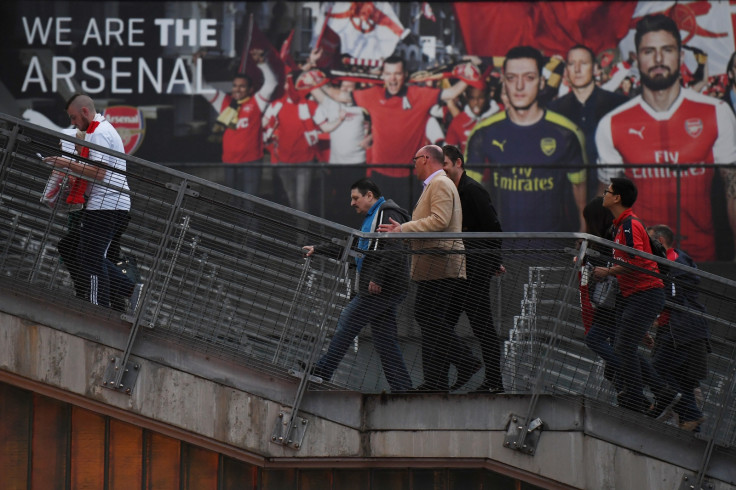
top-left (351, 178), bottom-right (382, 198)
top-left (727, 51), bottom-right (736, 83)
top-left (567, 44), bottom-right (596, 65)
top-left (583, 196), bottom-right (614, 239)
top-left (504, 46), bottom-right (544, 75)
top-left (648, 224), bottom-right (675, 248)
top-left (635, 14), bottom-right (681, 52)
top-left (442, 144), bottom-right (464, 167)
top-left (233, 72), bottom-right (253, 86)
top-left (382, 55), bottom-right (406, 73)
top-left (610, 177), bottom-right (638, 208)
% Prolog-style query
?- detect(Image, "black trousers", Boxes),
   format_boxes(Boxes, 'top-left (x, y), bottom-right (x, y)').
top-left (414, 278), bottom-right (471, 390)
top-left (446, 261), bottom-right (503, 387)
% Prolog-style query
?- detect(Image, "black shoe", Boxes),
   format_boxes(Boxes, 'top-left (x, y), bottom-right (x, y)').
top-left (617, 390), bottom-right (651, 414)
top-left (409, 383), bottom-right (449, 393)
top-left (469, 379), bottom-right (504, 394)
top-left (449, 358), bottom-right (482, 391)
top-left (651, 386), bottom-right (682, 420)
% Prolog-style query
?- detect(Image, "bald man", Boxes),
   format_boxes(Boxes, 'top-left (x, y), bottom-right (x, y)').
top-left (378, 145), bottom-right (476, 392)
top-left (45, 94), bottom-right (135, 310)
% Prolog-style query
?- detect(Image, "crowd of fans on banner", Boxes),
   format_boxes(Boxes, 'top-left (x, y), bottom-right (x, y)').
top-left (203, 12), bottom-right (736, 264)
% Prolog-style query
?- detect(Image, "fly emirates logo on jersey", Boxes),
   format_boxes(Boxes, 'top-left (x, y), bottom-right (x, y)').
top-left (493, 167), bottom-right (555, 191)
top-left (631, 157), bottom-right (709, 179)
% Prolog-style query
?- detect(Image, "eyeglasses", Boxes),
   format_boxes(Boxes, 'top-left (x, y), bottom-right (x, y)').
top-left (412, 155), bottom-right (427, 164)
top-left (602, 189), bottom-right (615, 196)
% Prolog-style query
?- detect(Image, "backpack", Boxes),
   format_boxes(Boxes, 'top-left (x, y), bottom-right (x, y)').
top-left (620, 216), bottom-right (670, 276)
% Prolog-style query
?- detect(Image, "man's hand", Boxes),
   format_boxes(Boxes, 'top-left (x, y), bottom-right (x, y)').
top-left (495, 264), bottom-right (506, 276)
top-left (368, 281), bottom-right (382, 295)
top-left (358, 132), bottom-right (372, 150)
top-left (43, 156), bottom-right (60, 167)
top-left (592, 266), bottom-right (610, 280)
top-left (302, 245), bottom-right (315, 257)
top-left (191, 49), bottom-right (207, 65)
top-left (377, 217), bottom-right (402, 233)
top-left (461, 54), bottom-right (482, 66)
top-left (250, 48), bottom-right (265, 64)
top-left (308, 47), bottom-right (323, 66)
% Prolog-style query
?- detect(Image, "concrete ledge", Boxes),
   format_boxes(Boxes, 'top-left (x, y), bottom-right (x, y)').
top-left (1, 298), bottom-right (736, 489)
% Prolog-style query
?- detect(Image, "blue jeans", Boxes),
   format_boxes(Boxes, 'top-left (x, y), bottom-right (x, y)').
top-left (585, 305), bottom-right (623, 390)
top-left (224, 161), bottom-right (262, 196)
top-left (614, 287), bottom-right (665, 404)
top-left (314, 291), bottom-right (411, 392)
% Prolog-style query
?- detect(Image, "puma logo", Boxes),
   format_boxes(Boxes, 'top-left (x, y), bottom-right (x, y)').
top-left (628, 126), bottom-right (645, 140)
top-left (492, 139), bottom-right (506, 152)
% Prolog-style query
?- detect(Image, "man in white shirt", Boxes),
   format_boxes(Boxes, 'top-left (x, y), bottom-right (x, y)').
top-left (45, 94), bottom-right (134, 309)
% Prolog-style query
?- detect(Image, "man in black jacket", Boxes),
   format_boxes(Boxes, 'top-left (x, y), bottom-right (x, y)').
top-left (649, 224), bottom-right (710, 431)
top-left (303, 178), bottom-right (412, 392)
top-left (442, 145), bottom-right (505, 393)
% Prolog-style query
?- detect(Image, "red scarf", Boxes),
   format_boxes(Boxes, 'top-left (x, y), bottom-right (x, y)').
top-left (66, 120), bottom-right (100, 205)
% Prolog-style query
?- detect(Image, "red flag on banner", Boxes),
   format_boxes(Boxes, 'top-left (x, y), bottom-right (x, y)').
top-left (315, 22), bottom-right (343, 70)
top-left (239, 14), bottom-right (285, 97)
top-left (454, 2), bottom-right (638, 57)
top-left (312, 2), bottom-right (409, 62)
top-left (421, 2), bottom-right (436, 22)
top-left (280, 29), bottom-right (299, 73)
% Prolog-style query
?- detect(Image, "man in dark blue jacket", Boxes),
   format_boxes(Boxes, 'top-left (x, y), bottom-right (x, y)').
top-left (649, 224), bottom-right (710, 431)
top-left (303, 178), bottom-right (412, 392)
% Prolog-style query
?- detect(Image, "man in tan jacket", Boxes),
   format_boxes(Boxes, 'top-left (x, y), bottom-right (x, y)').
top-left (378, 145), bottom-right (474, 392)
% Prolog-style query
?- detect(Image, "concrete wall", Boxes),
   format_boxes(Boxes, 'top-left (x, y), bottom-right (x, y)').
top-left (0, 294), bottom-right (734, 490)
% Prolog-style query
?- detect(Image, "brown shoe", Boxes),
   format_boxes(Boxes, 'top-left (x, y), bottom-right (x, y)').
top-left (679, 417), bottom-right (705, 432)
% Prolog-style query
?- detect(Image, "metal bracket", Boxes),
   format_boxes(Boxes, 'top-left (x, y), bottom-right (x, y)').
top-left (271, 410), bottom-right (308, 450)
top-left (101, 357), bottom-right (140, 395)
top-left (503, 414), bottom-right (544, 455)
top-left (678, 474), bottom-right (713, 490)
top-left (288, 367), bottom-right (324, 384)
top-left (165, 182), bottom-right (200, 197)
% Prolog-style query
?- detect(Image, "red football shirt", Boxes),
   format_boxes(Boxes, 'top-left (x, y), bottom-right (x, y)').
top-left (596, 88), bottom-right (736, 262)
top-left (353, 85), bottom-right (440, 177)
top-left (219, 95), bottom-right (267, 163)
top-left (268, 97), bottom-right (323, 164)
top-left (611, 209), bottom-right (664, 297)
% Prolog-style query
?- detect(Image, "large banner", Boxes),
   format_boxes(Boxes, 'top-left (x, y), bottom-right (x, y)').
top-left (1, 2), bottom-right (735, 261)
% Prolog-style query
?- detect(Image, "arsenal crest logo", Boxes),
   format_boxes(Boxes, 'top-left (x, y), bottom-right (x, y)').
top-left (540, 137), bottom-right (556, 156)
top-left (103, 106), bottom-right (145, 155)
top-left (684, 118), bottom-right (703, 138)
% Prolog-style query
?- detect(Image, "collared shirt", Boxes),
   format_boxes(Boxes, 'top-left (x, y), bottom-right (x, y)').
top-left (422, 168), bottom-right (446, 192)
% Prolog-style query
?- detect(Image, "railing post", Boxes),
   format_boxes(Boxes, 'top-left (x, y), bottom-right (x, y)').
top-left (103, 178), bottom-right (197, 395)
top-left (504, 237), bottom-right (589, 456)
top-left (675, 164), bottom-right (682, 248)
top-left (271, 233), bottom-right (357, 450)
top-left (692, 355), bottom-right (736, 489)
top-left (0, 122), bottom-right (20, 194)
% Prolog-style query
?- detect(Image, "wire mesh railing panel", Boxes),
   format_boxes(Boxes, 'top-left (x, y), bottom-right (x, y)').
top-left (0, 115), bottom-right (354, 383)
top-left (3, 113), bottom-right (736, 455)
